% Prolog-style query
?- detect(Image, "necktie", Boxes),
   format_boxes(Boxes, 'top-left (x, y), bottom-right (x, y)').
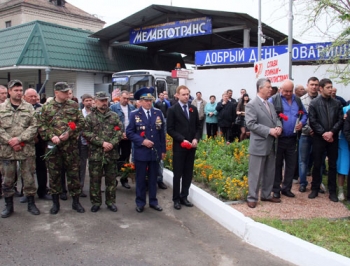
top-left (183, 105), bottom-right (189, 120)
top-left (147, 110), bottom-right (150, 120)
top-left (263, 101), bottom-right (272, 116)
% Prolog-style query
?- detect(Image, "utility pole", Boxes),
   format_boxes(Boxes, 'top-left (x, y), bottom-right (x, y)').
top-left (288, 0), bottom-right (293, 79)
top-left (258, 0), bottom-right (262, 61)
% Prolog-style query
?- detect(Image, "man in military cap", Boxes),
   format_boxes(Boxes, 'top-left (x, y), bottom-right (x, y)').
top-left (38, 82), bottom-right (85, 214)
top-left (0, 80), bottom-right (40, 218)
top-left (126, 87), bottom-right (166, 213)
top-left (83, 92), bottom-right (123, 212)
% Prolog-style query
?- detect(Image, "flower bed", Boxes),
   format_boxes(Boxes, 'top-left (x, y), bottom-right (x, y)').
top-left (164, 135), bottom-right (249, 201)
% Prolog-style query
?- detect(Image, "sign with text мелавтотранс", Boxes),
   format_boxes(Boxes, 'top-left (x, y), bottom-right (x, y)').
top-left (129, 17), bottom-right (212, 44)
top-left (195, 42), bottom-right (350, 66)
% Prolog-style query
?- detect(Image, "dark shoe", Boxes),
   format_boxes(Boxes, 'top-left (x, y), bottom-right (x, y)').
top-left (20, 195), bottom-right (28, 203)
top-left (27, 196), bottom-right (40, 215)
top-left (261, 197), bottom-right (281, 203)
top-left (158, 182), bottom-right (168, 190)
top-left (329, 194), bottom-right (339, 202)
top-left (299, 185), bottom-right (306, 193)
top-left (38, 194), bottom-right (52, 200)
top-left (72, 196), bottom-right (85, 213)
top-left (174, 202), bottom-right (181, 210)
top-left (80, 192), bottom-right (87, 198)
top-left (121, 181), bottom-right (131, 189)
top-left (282, 190), bottom-right (295, 197)
top-left (150, 205), bottom-right (163, 211)
top-left (60, 192), bottom-right (68, 201)
top-left (273, 192), bottom-right (281, 198)
top-left (50, 194), bottom-right (60, 215)
top-left (107, 204), bottom-right (118, 212)
top-left (91, 205), bottom-right (100, 212)
top-left (308, 190), bottom-right (318, 199)
top-left (180, 199), bottom-right (194, 207)
top-left (247, 201), bottom-right (257, 208)
top-left (1, 197), bottom-right (14, 218)
top-left (136, 206), bottom-right (144, 213)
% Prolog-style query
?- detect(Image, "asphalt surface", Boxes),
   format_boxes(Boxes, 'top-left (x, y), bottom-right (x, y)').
top-left (0, 180), bottom-right (294, 266)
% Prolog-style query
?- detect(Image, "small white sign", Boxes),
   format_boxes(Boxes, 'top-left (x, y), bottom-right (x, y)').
top-left (254, 52), bottom-right (289, 86)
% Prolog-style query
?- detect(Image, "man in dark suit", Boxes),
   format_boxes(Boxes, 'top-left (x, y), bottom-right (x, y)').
top-left (126, 87), bottom-right (166, 213)
top-left (167, 85), bottom-right (201, 210)
top-left (245, 78), bottom-right (282, 208)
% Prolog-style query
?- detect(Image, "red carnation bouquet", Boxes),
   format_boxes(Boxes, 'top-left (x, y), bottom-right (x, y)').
top-left (278, 113), bottom-right (288, 121)
top-left (41, 121), bottom-right (77, 160)
top-left (181, 141), bottom-right (192, 149)
top-left (294, 110), bottom-right (304, 133)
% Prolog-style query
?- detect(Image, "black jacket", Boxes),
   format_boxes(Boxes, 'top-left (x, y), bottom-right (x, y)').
top-left (309, 95), bottom-right (343, 137)
top-left (216, 100), bottom-right (237, 127)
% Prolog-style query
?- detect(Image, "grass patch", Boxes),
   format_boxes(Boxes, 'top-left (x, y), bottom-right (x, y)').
top-left (255, 217), bottom-right (350, 258)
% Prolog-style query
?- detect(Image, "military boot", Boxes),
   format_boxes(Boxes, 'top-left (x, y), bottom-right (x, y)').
top-left (72, 195), bottom-right (85, 213)
top-left (27, 196), bottom-right (40, 215)
top-left (50, 194), bottom-right (60, 215)
top-left (1, 196), bottom-right (14, 218)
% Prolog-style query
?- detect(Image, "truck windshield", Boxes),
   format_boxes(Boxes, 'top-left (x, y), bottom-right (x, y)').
top-left (112, 75), bottom-right (153, 94)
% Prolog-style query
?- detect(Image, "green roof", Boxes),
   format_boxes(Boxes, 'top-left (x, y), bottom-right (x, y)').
top-left (0, 20), bottom-right (116, 72)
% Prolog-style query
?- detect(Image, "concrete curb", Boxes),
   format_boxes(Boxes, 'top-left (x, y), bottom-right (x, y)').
top-left (163, 169), bottom-right (350, 266)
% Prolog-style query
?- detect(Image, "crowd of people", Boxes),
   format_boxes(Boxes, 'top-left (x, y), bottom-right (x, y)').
top-left (1, 76), bottom-right (349, 217)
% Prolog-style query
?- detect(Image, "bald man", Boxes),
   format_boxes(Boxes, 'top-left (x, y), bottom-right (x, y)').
top-left (23, 89), bottom-right (51, 201)
top-left (269, 80), bottom-right (307, 199)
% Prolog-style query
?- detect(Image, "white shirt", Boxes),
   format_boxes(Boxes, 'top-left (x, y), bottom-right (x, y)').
top-left (121, 104), bottom-right (129, 130)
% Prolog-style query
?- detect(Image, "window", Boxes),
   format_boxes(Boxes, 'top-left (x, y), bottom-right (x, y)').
top-left (5, 21), bottom-right (11, 28)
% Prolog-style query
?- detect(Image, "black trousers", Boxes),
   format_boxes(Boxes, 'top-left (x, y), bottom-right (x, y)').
top-left (172, 148), bottom-right (196, 202)
top-left (273, 137), bottom-right (297, 193)
top-left (206, 123), bottom-right (218, 138)
top-left (311, 136), bottom-right (338, 194)
top-left (117, 139), bottom-right (132, 180)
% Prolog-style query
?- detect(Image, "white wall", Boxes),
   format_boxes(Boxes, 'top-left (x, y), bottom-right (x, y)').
top-left (185, 64), bottom-right (349, 102)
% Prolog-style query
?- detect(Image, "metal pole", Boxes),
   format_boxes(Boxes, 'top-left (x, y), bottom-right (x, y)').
top-left (288, 0), bottom-right (293, 79)
top-left (258, 0), bottom-right (262, 61)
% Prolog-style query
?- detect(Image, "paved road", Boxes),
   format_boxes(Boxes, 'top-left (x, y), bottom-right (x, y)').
top-left (0, 182), bottom-right (294, 266)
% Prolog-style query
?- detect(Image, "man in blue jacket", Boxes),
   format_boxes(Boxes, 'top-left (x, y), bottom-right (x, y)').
top-left (111, 91), bottom-right (135, 189)
top-left (126, 87), bottom-right (166, 213)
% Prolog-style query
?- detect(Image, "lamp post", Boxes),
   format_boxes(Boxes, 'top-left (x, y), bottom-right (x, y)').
top-left (288, 0), bottom-right (294, 80)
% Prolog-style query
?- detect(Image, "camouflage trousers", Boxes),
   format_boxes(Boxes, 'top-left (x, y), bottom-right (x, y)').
top-left (46, 148), bottom-right (81, 196)
top-left (89, 161), bottom-right (117, 206)
top-left (1, 158), bottom-right (36, 198)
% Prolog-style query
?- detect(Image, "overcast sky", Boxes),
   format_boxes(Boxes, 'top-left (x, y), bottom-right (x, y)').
top-left (67, 0), bottom-right (333, 44)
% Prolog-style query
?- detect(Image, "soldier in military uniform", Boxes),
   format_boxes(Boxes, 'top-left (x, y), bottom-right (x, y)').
top-left (126, 87), bottom-right (166, 213)
top-left (83, 92), bottom-right (123, 212)
top-left (0, 80), bottom-right (40, 218)
top-left (38, 82), bottom-right (85, 214)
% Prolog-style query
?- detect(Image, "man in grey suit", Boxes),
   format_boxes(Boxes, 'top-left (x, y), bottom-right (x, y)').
top-left (245, 78), bottom-right (283, 208)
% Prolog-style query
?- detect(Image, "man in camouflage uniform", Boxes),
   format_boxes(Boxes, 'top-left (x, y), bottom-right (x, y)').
top-left (83, 92), bottom-right (123, 212)
top-left (0, 80), bottom-right (40, 218)
top-left (38, 82), bottom-right (85, 214)
top-left (0, 84), bottom-right (8, 199)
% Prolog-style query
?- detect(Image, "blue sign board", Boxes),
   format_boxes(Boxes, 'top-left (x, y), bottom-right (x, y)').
top-left (195, 42), bottom-right (350, 66)
top-left (130, 17), bottom-right (212, 44)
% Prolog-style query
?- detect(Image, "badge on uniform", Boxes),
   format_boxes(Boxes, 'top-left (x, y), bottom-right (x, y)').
top-left (155, 116), bottom-right (162, 130)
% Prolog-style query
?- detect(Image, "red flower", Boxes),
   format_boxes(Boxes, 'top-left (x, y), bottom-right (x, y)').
top-left (19, 142), bottom-right (25, 147)
top-left (279, 113), bottom-right (288, 121)
top-left (189, 107), bottom-right (193, 113)
top-left (68, 122), bottom-right (76, 131)
top-left (114, 126), bottom-right (121, 131)
top-left (298, 110), bottom-right (304, 115)
top-left (181, 141), bottom-right (192, 149)
top-left (254, 64), bottom-right (259, 73)
top-left (140, 131), bottom-right (146, 138)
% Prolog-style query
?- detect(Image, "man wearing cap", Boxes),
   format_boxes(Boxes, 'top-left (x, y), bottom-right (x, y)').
top-left (38, 82), bottom-right (85, 214)
top-left (111, 90), bottom-right (135, 189)
top-left (167, 85), bottom-right (201, 210)
top-left (0, 85), bottom-right (7, 199)
top-left (79, 93), bottom-right (93, 197)
top-left (83, 92), bottom-right (123, 212)
top-left (0, 80), bottom-right (40, 218)
top-left (126, 87), bottom-right (166, 213)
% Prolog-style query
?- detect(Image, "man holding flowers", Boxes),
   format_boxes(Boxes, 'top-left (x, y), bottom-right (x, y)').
top-left (38, 82), bottom-right (85, 214)
top-left (83, 92), bottom-right (123, 212)
top-left (0, 80), bottom-right (40, 218)
top-left (126, 87), bottom-right (166, 213)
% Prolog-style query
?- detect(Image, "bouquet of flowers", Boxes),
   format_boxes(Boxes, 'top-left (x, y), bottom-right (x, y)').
top-left (181, 141), bottom-right (192, 149)
top-left (41, 121), bottom-right (76, 160)
top-left (120, 162), bottom-right (136, 183)
top-left (279, 113), bottom-right (288, 121)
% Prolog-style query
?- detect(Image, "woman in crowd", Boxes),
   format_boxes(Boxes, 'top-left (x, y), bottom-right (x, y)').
top-left (204, 95), bottom-right (218, 138)
top-left (236, 93), bottom-right (250, 141)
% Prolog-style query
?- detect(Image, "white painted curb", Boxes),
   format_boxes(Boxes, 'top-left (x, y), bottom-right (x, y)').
top-left (163, 169), bottom-right (350, 266)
